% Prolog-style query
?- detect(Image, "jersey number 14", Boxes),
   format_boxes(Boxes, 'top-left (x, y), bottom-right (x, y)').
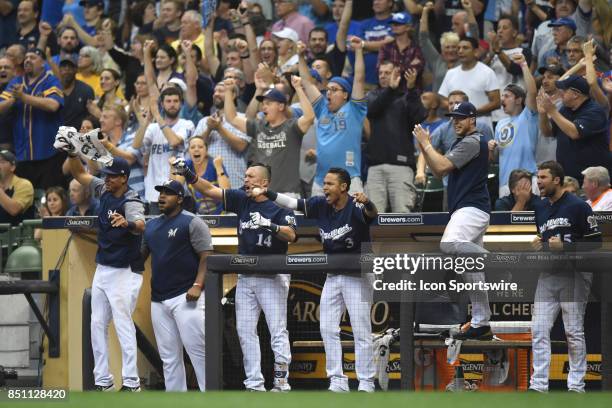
top-left (256, 233), bottom-right (272, 248)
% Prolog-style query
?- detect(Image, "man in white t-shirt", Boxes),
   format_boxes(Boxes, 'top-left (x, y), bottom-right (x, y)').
top-left (136, 86), bottom-right (194, 214)
top-left (582, 166), bottom-right (612, 211)
top-left (438, 37), bottom-right (500, 133)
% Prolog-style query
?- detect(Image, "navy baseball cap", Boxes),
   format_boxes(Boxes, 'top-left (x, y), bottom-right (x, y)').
top-left (0, 150), bottom-right (16, 165)
top-left (548, 17), bottom-right (577, 32)
top-left (100, 157), bottom-right (131, 177)
top-left (79, 0), bottom-right (104, 7)
top-left (445, 102), bottom-right (478, 118)
top-left (26, 48), bottom-right (46, 61)
top-left (154, 179), bottom-right (185, 197)
top-left (555, 75), bottom-right (589, 94)
top-left (256, 88), bottom-right (287, 104)
top-left (538, 64), bottom-right (565, 76)
top-left (329, 76), bottom-right (352, 94)
top-left (59, 55), bottom-right (77, 67)
top-left (391, 12), bottom-right (412, 25)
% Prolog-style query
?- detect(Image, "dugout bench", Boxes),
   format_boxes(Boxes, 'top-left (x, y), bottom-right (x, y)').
top-left (38, 212), bottom-right (612, 391)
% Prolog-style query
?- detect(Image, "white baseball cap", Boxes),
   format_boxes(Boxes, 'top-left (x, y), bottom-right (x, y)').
top-left (272, 27), bottom-right (299, 43)
top-left (168, 77), bottom-right (187, 92)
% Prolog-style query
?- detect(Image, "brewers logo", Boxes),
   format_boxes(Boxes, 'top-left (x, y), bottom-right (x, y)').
top-left (497, 123), bottom-right (515, 148)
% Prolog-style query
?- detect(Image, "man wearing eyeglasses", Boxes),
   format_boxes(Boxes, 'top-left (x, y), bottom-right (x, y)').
top-left (537, 75), bottom-right (612, 184)
top-left (299, 35), bottom-right (367, 197)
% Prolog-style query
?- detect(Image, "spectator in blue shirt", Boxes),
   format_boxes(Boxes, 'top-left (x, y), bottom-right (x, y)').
top-left (299, 36), bottom-right (367, 195)
top-left (0, 48), bottom-right (65, 190)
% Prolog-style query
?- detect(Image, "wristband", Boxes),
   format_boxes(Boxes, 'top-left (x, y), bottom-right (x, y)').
top-left (240, 53), bottom-right (250, 59)
top-left (424, 144), bottom-right (434, 153)
top-left (68, 152), bottom-right (78, 158)
top-left (268, 223), bottom-right (280, 234)
top-left (127, 221), bottom-right (136, 230)
top-left (160, 124), bottom-right (169, 130)
top-left (184, 166), bottom-right (198, 185)
top-left (263, 190), bottom-right (278, 201)
top-left (192, 283), bottom-right (202, 288)
top-left (364, 200), bottom-right (375, 211)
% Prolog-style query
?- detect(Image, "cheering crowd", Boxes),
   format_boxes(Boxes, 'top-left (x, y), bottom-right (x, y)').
top-left (0, 0), bottom-right (611, 222)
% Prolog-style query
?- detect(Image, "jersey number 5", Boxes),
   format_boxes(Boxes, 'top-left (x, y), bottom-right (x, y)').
top-left (256, 233), bottom-right (272, 248)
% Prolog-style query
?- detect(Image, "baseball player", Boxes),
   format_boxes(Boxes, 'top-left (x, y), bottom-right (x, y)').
top-left (172, 158), bottom-right (297, 392)
top-left (141, 180), bottom-right (213, 391)
top-left (530, 161), bottom-right (602, 393)
top-left (250, 167), bottom-right (378, 393)
top-left (413, 102), bottom-right (493, 340)
top-left (63, 152), bottom-right (145, 392)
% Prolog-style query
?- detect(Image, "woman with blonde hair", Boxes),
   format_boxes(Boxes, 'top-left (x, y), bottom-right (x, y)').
top-left (76, 46), bottom-right (105, 97)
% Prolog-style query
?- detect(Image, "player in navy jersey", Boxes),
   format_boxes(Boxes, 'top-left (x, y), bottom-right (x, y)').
top-left (171, 158), bottom-right (296, 392)
top-left (142, 180), bottom-right (213, 392)
top-left (62, 152), bottom-right (145, 392)
top-left (529, 161), bottom-right (602, 393)
top-left (250, 167), bottom-right (378, 393)
top-left (413, 101), bottom-right (493, 340)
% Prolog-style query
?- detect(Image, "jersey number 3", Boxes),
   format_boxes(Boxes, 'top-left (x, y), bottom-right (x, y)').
top-left (256, 233), bottom-right (272, 248)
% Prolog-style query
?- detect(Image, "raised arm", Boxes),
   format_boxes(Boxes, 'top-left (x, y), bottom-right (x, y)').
top-left (204, 15), bottom-right (221, 78)
top-left (213, 156), bottom-right (231, 189)
top-left (60, 14), bottom-right (96, 47)
top-left (296, 42), bottom-right (322, 102)
top-left (404, 0), bottom-right (424, 14)
top-left (336, 0), bottom-right (353, 52)
top-left (583, 40), bottom-right (609, 109)
top-left (513, 53), bottom-right (537, 111)
top-left (171, 157), bottom-right (223, 201)
top-left (292, 76), bottom-right (315, 133)
top-left (223, 79), bottom-right (248, 134)
top-left (143, 40), bottom-right (158, 95)
top-left (181, 40), bottom-right (198, 109)
top-left (350, 37), bottom-right (366, 100)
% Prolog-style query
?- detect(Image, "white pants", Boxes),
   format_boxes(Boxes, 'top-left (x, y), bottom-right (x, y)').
top-left (151, 292), bottom-right (206, 391)
top-left (91, 264), bottom-right (143, 388)
top-left (312, 177), bottom-right (363, 196)
top-left (530, 271), bottom-right (592, 392)
top-left (366, 164), bottom-right (416, 212)
top-left (320, 274), bottom-right (375, 391)
top-left (440, 207), bottom-right (491, 328)
top-left (235, 274), bottom-right (291, 390)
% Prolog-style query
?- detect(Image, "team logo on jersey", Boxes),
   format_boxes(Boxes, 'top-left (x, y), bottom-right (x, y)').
top-left (539, 217), bottom-right (570, 233)
top-left (498, 123), bottom-right (515, 147)
top-left (285, 215), bottom-right (296, 226)
top-left (587, 215), bottom-right (598, 230)
top-left (319, 224), bottom-right (352, 241)
top-left (168, 228), bottom-right (178, 238)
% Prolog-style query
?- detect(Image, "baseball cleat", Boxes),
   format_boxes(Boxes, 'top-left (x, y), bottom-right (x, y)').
top-left (119, 385), bottom-right (141, 392)
top-left (453, 325), bottom-right (493, 341)
top-left (94, 384), bottom-right (114, 392)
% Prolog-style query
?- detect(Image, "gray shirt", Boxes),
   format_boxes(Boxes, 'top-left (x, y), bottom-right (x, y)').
top-left (188, 212), bottom-right (214, 252)
top-left (246, 117), bottom-right (304, 194)
top-left (90, 177), bottom-right (145, 225)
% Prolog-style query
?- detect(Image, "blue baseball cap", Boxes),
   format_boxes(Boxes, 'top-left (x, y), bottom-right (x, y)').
top-left (256, 88), bottom-right (287, 104)
top-left (391, 12), bottom-right (412, 25)
top-left (100, 157), bottom-right (130, 177)
top-left (445, 102), bottom-right (478, 118)
top-left (309, 68), bottom-right (323, 84)
top-left (548, 17), bottom-right (576, 32)
top-left (155, 179), bottom-right (185, 196)
top-left (329, 76), bottom-right (352, 94)
top-left (555, 75), bottom-right (589, 94)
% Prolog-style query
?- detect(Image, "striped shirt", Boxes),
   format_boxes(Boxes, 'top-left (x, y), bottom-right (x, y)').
top-left (118, 130), bottom-right (145, 200)
top-left (194, 113), bottom-right (251, 189)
